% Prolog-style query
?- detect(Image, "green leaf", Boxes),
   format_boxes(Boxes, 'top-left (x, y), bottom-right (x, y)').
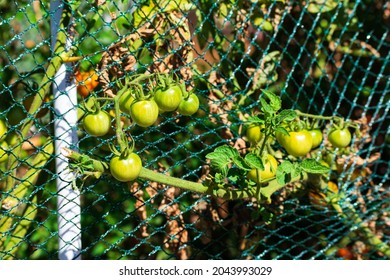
top-left (276, 160), bottom-right (300, 185)
top-left (214, 173), bottom-right (225, 184)
top-left (217, 145), bottom-right (240, 158)
top-left (275, 109), bottom-right (297, 124)
top-left (300, 159), bottom-right (331, 174)
top-left (274, 126), bottom-right (290, 136)
top-left (206, 145), bottom-right (234, 159)
top-left (232, 156), bottom-right (251, 171)
top-left (207, 158), bottom-right (229, 176)
top-left (227, 169), bottom-right (241, 184)
top-left (260, 97), bottom-right (275, 114)
top-left (261, 89), bottom-right (281, 112)
top-left (246, 116), bottom-right (265, 125)
top-left (245, 153), bottom-right (264, 170)
top-left (206, 145), bottom-right (248, 176)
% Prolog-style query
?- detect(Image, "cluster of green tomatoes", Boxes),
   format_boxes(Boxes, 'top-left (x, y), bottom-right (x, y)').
top-left (80, 74), bottom-right (199, 183)
top-left (244, 121), bottom-right (353, 184)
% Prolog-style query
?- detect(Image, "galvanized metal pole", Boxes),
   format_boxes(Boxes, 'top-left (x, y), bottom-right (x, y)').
top-left (51, 0), bottom-right (81, 260)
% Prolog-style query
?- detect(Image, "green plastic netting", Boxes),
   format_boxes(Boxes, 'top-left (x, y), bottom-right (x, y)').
top-left (0, 0), bottom-right (389, 260)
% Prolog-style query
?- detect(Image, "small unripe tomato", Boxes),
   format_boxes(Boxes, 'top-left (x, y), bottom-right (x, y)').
top-left (328, 128), bottom-right (352, 148)
top-left (130, 99), bottom-right (159, 127)
top-left (119, 91), bottom-right (135, 115)
top-left (247, 154), bottom-right (278, 183)
top-left (246, 124), bottom-right (263, 144)
top-left (177, 93), bottom-right (199, 116)
top-left (154, 85), bottom-right (182, 112)
top-left (278, 130), bottom-right (313, 157)
top-left (82, 110), bottom-right (111, 137)
top-left (0, 141), bottom-right (9, 163)
top-left (309, 129), bottom-right (323, 149)
top-left (110, 152), bottom-right (142, 182)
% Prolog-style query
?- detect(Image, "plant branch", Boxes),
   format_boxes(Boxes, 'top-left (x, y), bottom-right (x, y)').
top-left (332, 202), bottom-right (390, 258)
top-left (61, 148), bottom-right (296, 202)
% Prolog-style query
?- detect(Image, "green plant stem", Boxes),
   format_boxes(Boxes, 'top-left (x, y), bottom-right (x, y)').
top-left (139, 168), bottom-right (209, 193)
top-left (62, 149), bottom-right (303, 202)
top-left (295, 110), bottom-right (341, 122)
top-left (332, 203), bottom-right (390, 258)
top-left (113, 95), bottom-right (127, 153)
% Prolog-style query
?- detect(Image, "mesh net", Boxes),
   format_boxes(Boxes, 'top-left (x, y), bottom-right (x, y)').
top-left (0, 0), bottom-right (389, 260)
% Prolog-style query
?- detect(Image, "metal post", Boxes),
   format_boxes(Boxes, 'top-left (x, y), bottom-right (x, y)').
top-left (51, 0), bottom-right (81, 260)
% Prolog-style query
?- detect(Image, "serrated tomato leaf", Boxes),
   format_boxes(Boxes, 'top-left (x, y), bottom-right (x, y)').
top-left (232, 156), bottom-right (251, 171)
top-left (274, 126), bottom-right (290, 136)
top-left (246, 116), bottom-right (265, 124)
top-left (300, 159), bottom-right (330, 174)
top-left (260, 97), bottom-right (275, 114)
top-left (261, 89), bottom-right (281, 112)
top-left (206, 145), bottom-right (250, 176)
top-left (245, 153), bottom-right (264, 170)
top-left (276, 160), bottom-right (300, 185)
top-left (275, 109), bottom-right (297, 123)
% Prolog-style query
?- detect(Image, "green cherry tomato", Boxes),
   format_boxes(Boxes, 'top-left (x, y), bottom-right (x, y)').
top-left (247, 154), bottom-right (278, 183)
top-left (246, 124), bottom-right (263, 144)
top-left (119, 91), bottom-right (135, 114)
top-left (0, 141), bottom-right (9, 163)
top-left (0, 119), bottom-right (7, 141)
top-left (154, 85), bottom-right (182, 112)
top-left (83, 110), bottom-right (111, 137)
top-left (278, 130), bottom-right (313, 157)
top-left (110, 152), bottom-right (142, 182)
top-left (309, 129), bottom-right (323, 149)
top-left (328, 128), bottom-right (352, 148)
top-left (177, 93), bottom-right (199, 116)
top-left (130, 99), bottom-right (159, 127)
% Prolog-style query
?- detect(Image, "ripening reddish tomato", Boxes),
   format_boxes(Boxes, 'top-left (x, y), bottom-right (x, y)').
top-left (336, 247), bottom-right (353, 260)
top-left (75, 70), bottom-right (99, 98)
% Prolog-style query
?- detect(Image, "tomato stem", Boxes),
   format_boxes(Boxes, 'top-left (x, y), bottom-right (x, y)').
top-left (113, 92), bottom-right (127, 153)
top-left (295, 110), bottom-right (341, 122)
top-left (62, 149), bottom-right (299, 202)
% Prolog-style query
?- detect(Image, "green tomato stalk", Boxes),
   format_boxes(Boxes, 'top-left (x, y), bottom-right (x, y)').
top-left (61, 148), bottom-right (302, 203)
